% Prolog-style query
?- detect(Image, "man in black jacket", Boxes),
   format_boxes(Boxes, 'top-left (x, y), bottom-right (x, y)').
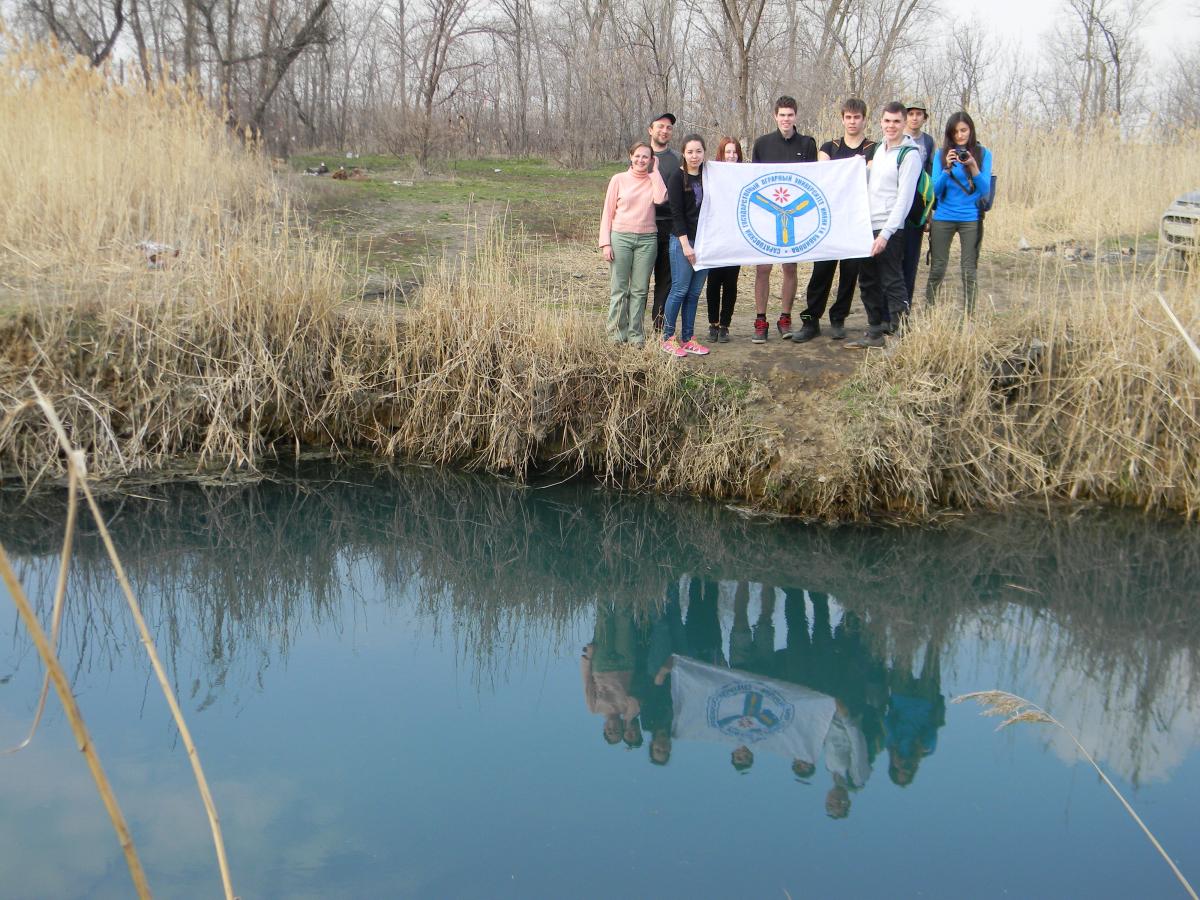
top-left (647, 112), bottom-right (680, 334)
top-left (750, 96), bottom-right (818, 344)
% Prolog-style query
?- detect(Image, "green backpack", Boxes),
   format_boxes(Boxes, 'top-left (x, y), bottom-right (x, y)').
top-left (869, 143), bottom-right (934, 228)
top-left (898, 145), bottom-right (935, 228)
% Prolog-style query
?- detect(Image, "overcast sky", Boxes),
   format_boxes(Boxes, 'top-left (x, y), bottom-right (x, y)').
top-left (952, 0), bottom-right (1199, 62)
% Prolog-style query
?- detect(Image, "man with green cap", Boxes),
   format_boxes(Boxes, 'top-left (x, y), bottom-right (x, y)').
top-left (902, 100), bottom-right (936, 306)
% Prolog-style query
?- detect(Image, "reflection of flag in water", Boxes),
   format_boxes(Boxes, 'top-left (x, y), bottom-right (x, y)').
top-left (670, 655), bottom-right (836, 762)
top-left (717, 691), bottom-right (780, 731)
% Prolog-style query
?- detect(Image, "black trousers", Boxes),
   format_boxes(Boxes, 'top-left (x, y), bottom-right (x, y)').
top-left (705, 265), bottom-right (740, 327)
top-left (858, 230), bottom-right (908, 332)
top-left (651, 226), bottom-right (673, 332)
top-left (800, 258), bottom-right (862, 325)
top-left (902, 225), bottom-right (923, 303)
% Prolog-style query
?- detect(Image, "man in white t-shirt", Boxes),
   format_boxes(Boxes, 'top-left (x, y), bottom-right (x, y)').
top-left (846, 101), bottom-right (921, 350)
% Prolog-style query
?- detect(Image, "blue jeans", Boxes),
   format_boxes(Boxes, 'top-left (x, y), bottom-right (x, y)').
top-left (662, 236), bottom-right (708, 341)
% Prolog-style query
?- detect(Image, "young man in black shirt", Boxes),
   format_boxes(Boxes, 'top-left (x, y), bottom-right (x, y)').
top-left (793, 98), bottom-right (876, 344)
top-left (647, 112), bottom-right (680, 334)
top-left (750, 96), bottom-right (818, 343)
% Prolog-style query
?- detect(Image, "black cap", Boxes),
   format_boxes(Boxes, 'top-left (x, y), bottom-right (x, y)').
top-left (648, 112), bottom-right (676, 126)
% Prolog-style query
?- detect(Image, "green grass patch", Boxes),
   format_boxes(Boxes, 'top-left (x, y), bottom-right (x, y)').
top-left (680, 371), bottom-right (753, 405)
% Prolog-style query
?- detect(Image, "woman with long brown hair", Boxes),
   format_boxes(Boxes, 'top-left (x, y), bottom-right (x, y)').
top-left (705, 136), bottom-right (744, 343)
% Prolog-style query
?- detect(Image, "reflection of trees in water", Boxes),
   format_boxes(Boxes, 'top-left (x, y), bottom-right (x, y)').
top-left (2, 463), bottom-right (1197, 770)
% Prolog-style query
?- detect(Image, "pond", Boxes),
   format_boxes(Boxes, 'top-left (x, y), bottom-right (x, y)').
top-left (2, 463), bottom-right (1198, 898)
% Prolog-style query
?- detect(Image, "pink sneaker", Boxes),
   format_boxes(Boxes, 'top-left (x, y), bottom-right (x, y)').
top-left (681, 339), bottom-right (710, 356)
top-left (660, 337), bottom-right (686, 358)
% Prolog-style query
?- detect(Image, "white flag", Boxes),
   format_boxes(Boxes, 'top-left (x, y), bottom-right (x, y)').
top-left (694, 158), bottom-right (874, 268)
top-left (669, 655), bottom-right (836, 765)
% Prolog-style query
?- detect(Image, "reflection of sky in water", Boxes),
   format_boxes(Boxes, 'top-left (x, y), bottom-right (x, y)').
top-left (1, 469), bottom-right (1198, 898)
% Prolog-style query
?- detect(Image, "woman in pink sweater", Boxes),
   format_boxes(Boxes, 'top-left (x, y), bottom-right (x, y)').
top-left (599, 141), bottom-right (668, 345)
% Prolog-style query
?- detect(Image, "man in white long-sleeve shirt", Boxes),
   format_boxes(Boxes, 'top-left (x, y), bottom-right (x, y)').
top-left (846, 102), bottom-right (921, 349)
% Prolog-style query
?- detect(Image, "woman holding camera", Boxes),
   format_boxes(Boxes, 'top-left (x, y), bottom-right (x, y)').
top-left (925, 111), bottom-right (992, 312)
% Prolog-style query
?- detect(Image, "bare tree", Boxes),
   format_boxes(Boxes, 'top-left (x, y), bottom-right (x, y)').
top-left (26, 0), bottom-right (126, 65)
top-left (716, 0), bottom-right (768, 139)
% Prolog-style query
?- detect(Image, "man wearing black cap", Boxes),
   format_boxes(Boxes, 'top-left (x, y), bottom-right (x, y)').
top-left (648, 112), bottom-right (680, 334)
top-left (902, 101), bottom-right (936, 306)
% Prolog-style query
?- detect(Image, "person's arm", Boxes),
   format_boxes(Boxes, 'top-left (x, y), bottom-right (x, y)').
top-left (874, 149), bottom-right (921, 251)
top-left (599, 174), bottom-right (620, 260)
top-left (667, 167), bottom-right (687, 239)
top-left (973, 146), bottom-right (992, 186)
top-left (581, 643), bottom-right (598, 712)
top-left (650, 167), bottom-right (668, 205)
top-left (751, 136), bottom-right (764, 163)
top-left (886, 149), bottom-right (921, 237)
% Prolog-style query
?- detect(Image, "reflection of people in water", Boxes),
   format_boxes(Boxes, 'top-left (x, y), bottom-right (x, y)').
top-left (730, 581), bottom-right (775, 674)
top-left (732, 745), bottom-right (754, 771)
top-left (774, 588), bottom-right (887, 817)
top-left (884, 643), bottom-right (946, 786)
top-left (581, 604), bottom-right (641, 746)
top-left (685, 577), bottom-right (726, 666)
top-left (636, 575), bottom-right (728, 766)
top-left (637, 579), bottom-right (688, 765)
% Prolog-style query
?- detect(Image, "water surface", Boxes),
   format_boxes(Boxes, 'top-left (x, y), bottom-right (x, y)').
top-left (2, 465), bottom-right (1198, 898)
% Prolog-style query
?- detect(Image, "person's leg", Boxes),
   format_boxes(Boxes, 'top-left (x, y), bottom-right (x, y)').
top-left (902, 225), bottom-right (923, 304)
top-left (799, 259), bottom-right (836, 325)
top-left (846, 234), bottom-right (887, 348)
top-left (780, 262), bottom-right (798, 314)
top-left (700, 270), bottom-right (720, 336)
top-left (706, 266), bottom-right (724, 332)
top-left (754, 264), bottom-right (772, 314)
top-left (829, 257), bottom-right (863, 329)
top-left (720, 265), bottom-right (740, 329)
top-left (606, 232), bottom-right (636, 342)
top-left (924, 219), bottom-right (954, 306)
top-left (628, 232), bottom-right (657, 344)
top-left (958, 220), bottom-right (981, 313)
top-left (877, 230), bottom-right (909, 328)
top-left (662, 235), bottom-right (691, 341)
top-left (680, 268), bottom-right (708, 343)
top-left (651, 226), bottom-right (672, 333)
top-left (778, 262), bottom-right (798, 336)
top-left (753, 264), bottom-right (772, 342)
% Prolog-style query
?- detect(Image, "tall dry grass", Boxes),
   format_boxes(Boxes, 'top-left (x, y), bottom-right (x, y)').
top-left (0, 42), bottom-right (769, 498)
top-left (969, 118), bottom-right (1200, 248)
top-left (837, 275), bottom-right (1200, 517)
top-left (2, 39), bottom-right (1198, 520)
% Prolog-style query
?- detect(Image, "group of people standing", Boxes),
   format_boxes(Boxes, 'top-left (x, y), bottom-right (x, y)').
top-left (598, 97), bottom-right (993, 354)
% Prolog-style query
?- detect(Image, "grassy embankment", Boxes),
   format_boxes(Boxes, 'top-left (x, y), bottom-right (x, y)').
top-left (0, 45), bottom-right (764, 505)
top-left (1, 43), bottom-right (1198, 519)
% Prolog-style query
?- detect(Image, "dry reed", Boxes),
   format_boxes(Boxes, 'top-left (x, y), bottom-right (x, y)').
top-left (1, 389), bottom-right (238, 898)
top-left (956, 690), bottom-right (1198, 900)
top-left (834, 271), bottom-right (1200, 518)
top-left (0, 541), bottom-right (151, 898)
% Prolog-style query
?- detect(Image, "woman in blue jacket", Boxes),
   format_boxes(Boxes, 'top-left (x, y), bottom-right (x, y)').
top-left (925, 112), bottom-right (992, 312)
